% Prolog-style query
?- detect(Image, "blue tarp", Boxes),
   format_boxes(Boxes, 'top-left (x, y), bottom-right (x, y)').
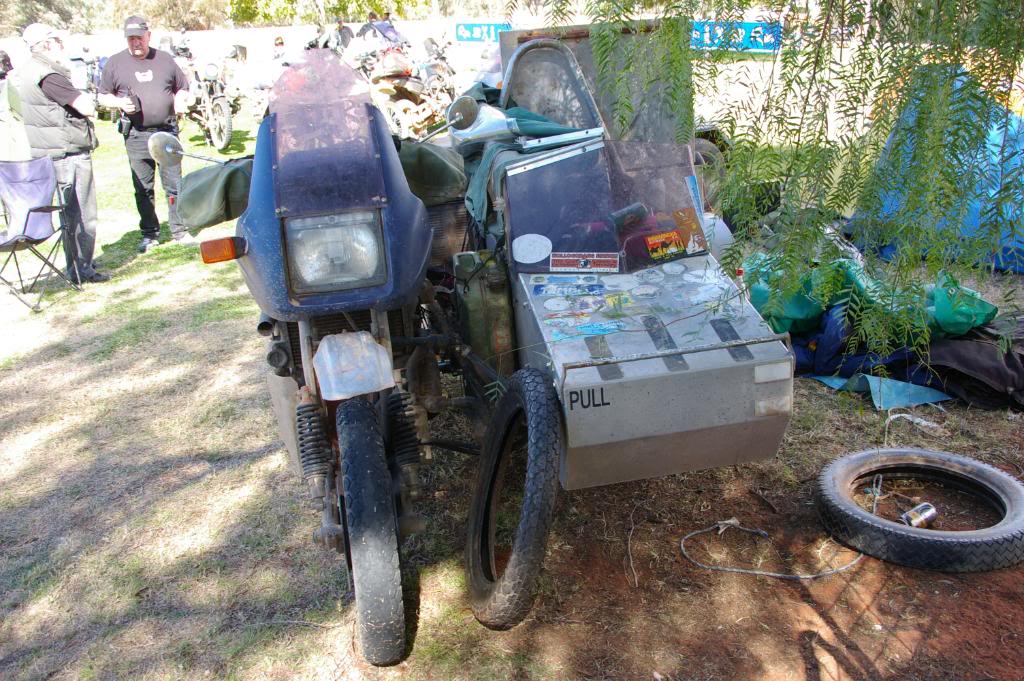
top-left (812, 374), bottom-right (951, 410)
top-left (850, 67), bottom-right (1024, 273)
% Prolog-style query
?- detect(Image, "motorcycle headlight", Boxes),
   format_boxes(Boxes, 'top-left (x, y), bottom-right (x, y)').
top-left (285, 211), bottom-right (386, 294)
top-left (203, 62), bottom-right (220, 81)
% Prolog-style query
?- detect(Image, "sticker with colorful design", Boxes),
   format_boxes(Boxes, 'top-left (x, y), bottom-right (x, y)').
top-left (549, 252), bottom-right (620, 273)
top-left (643, 230), bottom-right (687, 261)
top-left (531, 274), bottom-right (599, 285)
top-left (552, 320), bottom-right (626, 341)
top-left (532, 283), bottom-right (605, 297)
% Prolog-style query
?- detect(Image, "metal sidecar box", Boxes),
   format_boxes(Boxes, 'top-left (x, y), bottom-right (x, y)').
top-left (501, 135), bottom-right (792, 490)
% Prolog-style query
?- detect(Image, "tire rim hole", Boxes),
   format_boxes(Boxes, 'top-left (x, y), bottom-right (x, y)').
top-left (852, 473), bottom-right (1006, 531)
top-left (484, 416), bottom-right (529, 582)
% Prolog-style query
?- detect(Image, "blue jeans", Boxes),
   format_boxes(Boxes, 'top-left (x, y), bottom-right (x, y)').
top-left (53, 152), bottom-right (98, 278)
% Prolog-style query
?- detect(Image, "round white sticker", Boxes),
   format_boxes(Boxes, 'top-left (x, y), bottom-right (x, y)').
top-left (544, 297), bottom-right (571, 311)
top-left (512, 234), bottom-right (553, 264)
top-left (602, 274), bottom-right (640, 291)
top-left (637, 268), bottom-right (666, 284)
top-left (663, 261), bottom-right (688, 275)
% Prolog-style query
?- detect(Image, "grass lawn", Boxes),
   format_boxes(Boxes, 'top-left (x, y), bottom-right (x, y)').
top-left (1, 100), bottom-right (1023, 681)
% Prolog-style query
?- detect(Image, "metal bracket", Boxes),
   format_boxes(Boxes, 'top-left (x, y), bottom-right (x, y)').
top-left (561, 332), bottom-right (791, 372)
top-left (518, 126), bottom-right (604, 151)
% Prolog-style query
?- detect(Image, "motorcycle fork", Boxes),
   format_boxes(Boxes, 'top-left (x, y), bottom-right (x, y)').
top-left (297, 320), bottom-right (345, 558)
top-left (373, 309), bottom-right (428, 538)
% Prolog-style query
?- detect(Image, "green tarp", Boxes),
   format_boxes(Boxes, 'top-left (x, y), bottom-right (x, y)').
top-left (742, 254), bottom-right (997, 337)
top-left (398, 142), bottom-right (466, 207)
top-left (178, 158), bottom-right (254, 230)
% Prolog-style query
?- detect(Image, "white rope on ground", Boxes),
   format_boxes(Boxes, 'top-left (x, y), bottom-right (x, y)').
top-left (678, 476), bottom-right (883, 581)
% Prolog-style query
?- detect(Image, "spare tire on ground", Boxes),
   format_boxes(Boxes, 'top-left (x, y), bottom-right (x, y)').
top-left (817, 448), bottom-right (1024, 572)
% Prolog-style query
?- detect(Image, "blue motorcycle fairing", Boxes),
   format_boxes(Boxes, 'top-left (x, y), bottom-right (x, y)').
top-left (234, 108), bottom-right (431, 322)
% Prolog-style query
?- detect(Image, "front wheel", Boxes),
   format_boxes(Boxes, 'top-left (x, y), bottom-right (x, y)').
top-left (384, 99), bottom-right (415, 139)
top-left (208, 97), bottom-right (233, 151)
top-left (337, 398), bottom-right (405, 665)
top-left (465, 368), bottom-right (563, 629)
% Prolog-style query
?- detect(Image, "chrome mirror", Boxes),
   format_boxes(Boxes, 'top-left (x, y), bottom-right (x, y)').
top-left (148, 132), bottom-right (183, 166)
top-left (447, 95), bottom-right (479, 130)
top-left (147, 131), bottom-right (226, 166)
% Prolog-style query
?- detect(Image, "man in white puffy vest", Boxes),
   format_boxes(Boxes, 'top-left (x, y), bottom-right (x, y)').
top-left (17, 23), bottom-right (109, 283)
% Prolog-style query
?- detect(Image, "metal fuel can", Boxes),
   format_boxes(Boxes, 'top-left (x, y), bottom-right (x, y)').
top-left (900, 502), bottom-right (938, 528)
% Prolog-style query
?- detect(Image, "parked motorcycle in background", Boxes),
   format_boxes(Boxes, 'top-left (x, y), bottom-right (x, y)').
top-left (421, 38), bottom-right (456, 99)
top-left (175, 47), bottom-right (240, 151)
top-left (68, 48), bottom-right (112, 119)
top-left (354, 41), bottom-right (454, 138)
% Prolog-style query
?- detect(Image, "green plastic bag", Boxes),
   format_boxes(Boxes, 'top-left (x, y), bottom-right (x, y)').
top-left (744, 255), bottom-right (824, 333)
top-left (399, 142), bottom-right (467, 207)
top-left (743, 255), bottom-right (997, 338)
top-left (927, 271), bottom-right (998, 337)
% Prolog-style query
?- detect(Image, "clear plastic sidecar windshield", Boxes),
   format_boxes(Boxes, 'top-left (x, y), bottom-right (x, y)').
top-left (504, 140), bottom-right (705, 274)
top-left (269, 50), bottom-right (386, 217)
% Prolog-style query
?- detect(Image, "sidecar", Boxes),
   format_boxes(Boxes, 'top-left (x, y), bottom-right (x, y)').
top-left (436, 35), bottom-right (792, 629)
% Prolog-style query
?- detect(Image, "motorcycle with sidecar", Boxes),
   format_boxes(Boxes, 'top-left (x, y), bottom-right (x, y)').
top-left (167, 31), bottom-right (793, 666)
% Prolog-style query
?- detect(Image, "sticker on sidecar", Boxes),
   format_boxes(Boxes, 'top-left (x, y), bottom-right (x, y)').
top-left (549, 252), bottom-right (620, 273)
top-left (530, 274), bottom-right (600, 285)
top-left (512, 233), bottom-right (553, 264)
top-left (567, 386), bottom-right (613, 411)
top-left (644, 230), bottom-right (687, 261)
top-left (532, 283), bottom-right (606, 297)
top-left (551, 320), bottom-right (626, 341)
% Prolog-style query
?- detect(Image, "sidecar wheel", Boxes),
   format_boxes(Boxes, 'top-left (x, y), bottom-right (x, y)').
top-left (209, 97), bottom-right (233, 151)
top-left (692, 137), bottom-right (726, 211)
top-left (465, 368), bottom-right (562, 630)
top-left (337, 398), bottom-right (406, 665)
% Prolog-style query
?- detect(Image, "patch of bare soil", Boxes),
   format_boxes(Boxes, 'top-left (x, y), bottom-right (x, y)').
top-left (484, 379), bottom-right (1024, 681)
top-left (368, 374), bottom-right (1023, 681)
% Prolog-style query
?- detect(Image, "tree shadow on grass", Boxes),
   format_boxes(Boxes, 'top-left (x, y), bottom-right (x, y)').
top-left (94, 221), bottom-right (201, 275)
top-left (186, 129), bottom-right (254, 157)
top-left (0, 291), bottom-right (559, 678)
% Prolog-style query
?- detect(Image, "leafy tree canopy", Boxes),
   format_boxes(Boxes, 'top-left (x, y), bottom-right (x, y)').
top-left (229, 0), bottom-right (431, 26)
top-left (1, 0), bottom-right (97, 34)
top-left (547, 0), bottom-right (1024, 356)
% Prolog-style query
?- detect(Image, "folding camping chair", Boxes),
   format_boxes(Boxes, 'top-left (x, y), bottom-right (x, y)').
top-left (0, 156), bottom-right (82, 311)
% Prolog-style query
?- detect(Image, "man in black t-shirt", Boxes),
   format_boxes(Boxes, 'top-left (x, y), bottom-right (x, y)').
top-left (99, 15), bottom-right (191, 252)
top-left (17, 23), bottom-right (108, 283)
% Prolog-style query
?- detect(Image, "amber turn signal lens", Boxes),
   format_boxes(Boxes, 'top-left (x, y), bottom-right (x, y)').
top-left (200, 237), bottom-right (246, 264)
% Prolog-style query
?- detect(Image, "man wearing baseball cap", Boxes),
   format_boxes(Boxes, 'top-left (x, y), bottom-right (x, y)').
top-left (16, 22), bottom-right (109, 283)
top-left (98, 15), bottom-right (192, 252)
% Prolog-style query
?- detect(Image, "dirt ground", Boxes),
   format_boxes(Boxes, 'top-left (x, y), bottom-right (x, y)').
top-left (2, 134), bottom-right (1023, 680)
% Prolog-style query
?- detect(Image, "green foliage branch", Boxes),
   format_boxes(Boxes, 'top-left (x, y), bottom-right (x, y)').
top-left (228, 0), bottom-right (429, 26)
top-left (529, 0), bottom-right (1024, 360)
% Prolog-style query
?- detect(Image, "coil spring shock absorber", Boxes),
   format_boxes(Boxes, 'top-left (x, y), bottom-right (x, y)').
top-left (387, 392), bottom-right (420, 469)
top-left (296, 393), bottom-right (331, 502)
top-left (386, 392), bottom-right (424, 536)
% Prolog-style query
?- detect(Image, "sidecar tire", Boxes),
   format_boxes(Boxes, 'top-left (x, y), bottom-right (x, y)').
top-left (465, 368), bottom-right (562, 630)
top-left (337, 398), bottom-right (406, 665)
top-left (210, 97), bottom-right (233, 151)
top-left (692, 137), bottom-right (726, 211)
